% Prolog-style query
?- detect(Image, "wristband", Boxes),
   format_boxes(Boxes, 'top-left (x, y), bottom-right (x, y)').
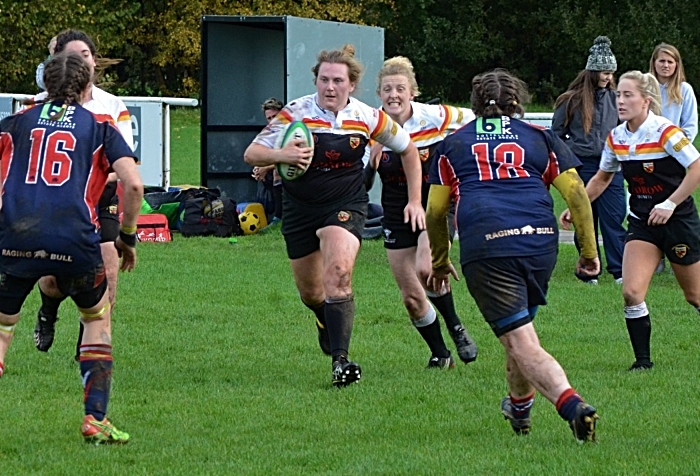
top-left (119, 229), bottom-right (137, 247)
top-left (654, 199), bottom-right (677, 212)
top-left (120, 224), bottom-right (137, 234)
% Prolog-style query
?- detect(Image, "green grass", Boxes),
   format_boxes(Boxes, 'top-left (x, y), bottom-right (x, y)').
top-left (169, 107), bottom-right (201, 186)
top-left (2, 108), bottom-right (700, 475)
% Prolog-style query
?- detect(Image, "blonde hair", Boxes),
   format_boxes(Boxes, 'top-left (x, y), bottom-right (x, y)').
top-left (312, 44), bottom-right (363, 86)
top-left (620, 70), bottom-right (662, 116)
top-left (649, 43), bottom-right (686, 106)
top-left (376, 56), bottom-right (420, 97)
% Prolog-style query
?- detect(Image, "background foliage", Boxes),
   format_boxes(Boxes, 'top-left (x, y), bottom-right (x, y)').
top-left (1, 0), bottom-right (699, 105)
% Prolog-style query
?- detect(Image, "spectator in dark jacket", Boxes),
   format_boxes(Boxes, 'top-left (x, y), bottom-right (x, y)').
top-left (553, 36), bottom-right (625, 284)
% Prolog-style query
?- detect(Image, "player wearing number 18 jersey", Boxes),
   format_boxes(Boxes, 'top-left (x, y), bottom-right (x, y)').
top-left (433, 114), bottom-right (581, 265)
top-left (426, 69), bottom-right (601, 442)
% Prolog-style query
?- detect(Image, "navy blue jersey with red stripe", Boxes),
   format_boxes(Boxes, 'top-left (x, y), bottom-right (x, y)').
top-left (0, 101), bottom-right (135, 277)
top-left (428, 116), bottom-right (580, 264)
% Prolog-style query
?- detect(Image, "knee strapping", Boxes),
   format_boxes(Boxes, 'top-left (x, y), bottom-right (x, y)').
top-left (325, 294), bottom-right (354, 305)
top-left (624, 302), bottom-right (648, 319)
top-left (0, 323), bottom-right (16, 335)
top-left (412, 304), bottom-right (437, 328)
top-left (80, 302), bottom-right (110, 320)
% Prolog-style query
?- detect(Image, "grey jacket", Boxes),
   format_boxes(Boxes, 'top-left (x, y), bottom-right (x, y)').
top-left (551, 88), bottom-right (618, 160)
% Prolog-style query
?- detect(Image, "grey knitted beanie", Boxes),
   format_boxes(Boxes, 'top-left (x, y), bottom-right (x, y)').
top-left (586, 36), bottom-right (617, 72)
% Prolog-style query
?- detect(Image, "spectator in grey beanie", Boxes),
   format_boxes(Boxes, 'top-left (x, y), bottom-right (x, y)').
top-left (553, 35), bottom-right (625, 285)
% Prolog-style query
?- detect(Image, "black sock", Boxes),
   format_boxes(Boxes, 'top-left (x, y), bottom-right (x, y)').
top-left (413, 306), bottom-right (450, 359)
top-left (39, 288), bottom-right (64, 317)
top-left (303, 300), bottom-right (326, 328)
top-left (626, 315), bottom-right (652, 363)
top-left (325, 295), bottom-right (355, 361)
top-left (427, 291), bottom-right (462, 331)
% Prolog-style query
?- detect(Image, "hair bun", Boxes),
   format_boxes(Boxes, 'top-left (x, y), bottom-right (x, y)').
top-left (342, 44), bottom-right (356, 57)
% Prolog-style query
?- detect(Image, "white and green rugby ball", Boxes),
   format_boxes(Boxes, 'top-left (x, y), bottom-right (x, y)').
top-left (276, 121), bottom-right (313, 181)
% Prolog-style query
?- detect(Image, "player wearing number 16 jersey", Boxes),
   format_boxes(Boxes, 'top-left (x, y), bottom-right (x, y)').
top-left (0, 52), bottom-right (143, 444)
top-left (0, 100), bottom-right (132, 277)
top-left (426, 69), bottom-right (601, 442)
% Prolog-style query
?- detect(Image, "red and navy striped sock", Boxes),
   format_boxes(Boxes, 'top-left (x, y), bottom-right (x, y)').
top-left (510, 391), bottom-right (535, 419)
top-left (79, 343), bottom-right (113, 421)
top-left (556, 388), bottom-right (583, 421)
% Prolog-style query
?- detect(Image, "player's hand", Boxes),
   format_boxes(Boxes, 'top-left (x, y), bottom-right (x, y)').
top-left (278, 139), bottom-right (313, 168)
top-left (403, 201), bottom-right (426, 232)
top-left (559, 208), bottom-right (573, 230)
top-left (575, 256), bottom-right (600, 278)
top-left (115, 237), bottom-right (137, 272)
top-left (648, 199), bottom-right (675, 226)
top-left (252, 165), bottom-right (274, 181)
top-left (427, 264), bottom-right (459, 292)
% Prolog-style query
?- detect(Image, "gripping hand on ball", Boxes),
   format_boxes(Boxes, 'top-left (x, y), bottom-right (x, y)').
top-left (278, 139), bottom-right (312, 169)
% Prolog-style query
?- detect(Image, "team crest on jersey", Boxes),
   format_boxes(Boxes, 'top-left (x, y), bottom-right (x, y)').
top-left (643, 162), bottom-right (654, 173)
top-left (325, 150), bottom-right (341, 161)
top-left (337, 211), bottom-right (351, 222)
top-left (672, 244), bottom-right (689, 258)
top-left (390, 122), bottom-right (398, 136)
top-left (349, 137), bottom-right (360, 149)
top-left (419, 148), bottom-right (430, 162)
top-left (420, 120), bottom-right (427, 126)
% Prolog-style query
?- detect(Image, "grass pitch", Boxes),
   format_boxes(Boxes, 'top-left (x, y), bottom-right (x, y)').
top-left (1, 109), bottom-right (699, 475)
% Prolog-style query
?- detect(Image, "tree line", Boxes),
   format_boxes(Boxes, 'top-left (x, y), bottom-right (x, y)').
top-left (1, 0), bottom-right (698, 106)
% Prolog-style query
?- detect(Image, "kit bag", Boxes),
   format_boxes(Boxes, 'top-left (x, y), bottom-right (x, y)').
top-left (178, 189), bottom-right (240, 237)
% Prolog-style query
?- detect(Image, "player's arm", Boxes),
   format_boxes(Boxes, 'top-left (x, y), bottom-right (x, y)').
top-left (552, 169), bottom-right (600, 277)
top-left (244, 141), bottom-right (312, 168)
top-left (363, 141), bottom-right (382, 191)
top-left (398, 141), bottom-right (425, 231)
top-left (559, 169), bottom-right (615, 230)
top-left (426, 184), bottom-right (452, 268)
top-left (553, 169), bottom-right (597, 258)
top-left (111, 157), bottom-right (143, 271)
top-left (426, 184), bottom-right (459, 289)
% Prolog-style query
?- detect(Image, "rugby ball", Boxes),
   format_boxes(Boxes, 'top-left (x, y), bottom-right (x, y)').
top-left (276, 121), bottom-right (313, 181)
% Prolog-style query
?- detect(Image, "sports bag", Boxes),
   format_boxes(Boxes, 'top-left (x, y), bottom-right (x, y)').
top-left (179, 189), bottom-right (241, 237)
top-left (136, 214), bottom-right (172, 242)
